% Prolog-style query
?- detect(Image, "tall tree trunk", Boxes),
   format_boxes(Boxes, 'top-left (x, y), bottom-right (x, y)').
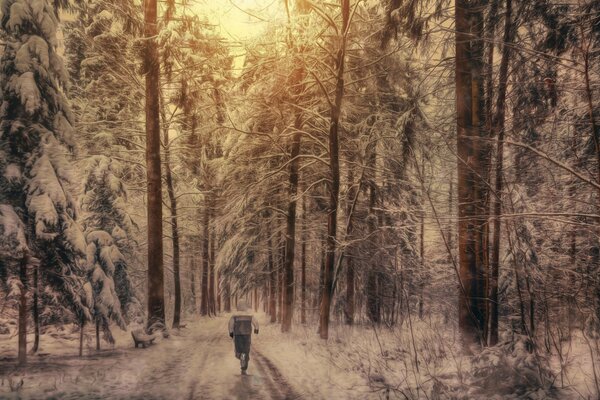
top-left (79, 314), bottom-right (84, 358)
top-left (280, 0), bottom-right (308, 334)
top-left (32, 263), bottom-right (39, 354)
top-left (317, 242), bottom-right (325, 318)
top-left (209, 230), bottom-right (216, 316)
top-left (278, 248), bottom-right (284, 323)
top-left (448, 175), bottom-right (454, 262)
top-left (208, 264), bottom-right (215, 316)
top-left (366, 132), bottom-right (380, 323)
top-left (18, 254), bottom-right (27, 365)
top-left (144, 0), bottom-right (165, 330)
top-left (269, 235), bottom-right (277, 322)
top-left (254, 288), bottom-right (258, 312)
top-left (489, 0), bottom-right (513, 346)
top-left (419, 178), bottom-right (425, 320)
top-left (217, 271), bottom-right (221, 313)
top-left (161, 110), bottom-right (182, 329)
top-left (96, 318), bottom-right (101, 351)
top-left (319, 0), bottom-right (350, 340)
top-left (263, 281), bottom-right (269, 313)
top-left (301, 197), bottom-right (307, 324)
top-left (456, 0), bottom-right (488, 347)
top-left (345, 168), bottom-right (355, 325)
top-left (201, 196), bottom-right (210, 316)
top-left (484, 0), bottom-right (500, 132)
top-left (190, 256), bottom-right (196, 312)
top-left (224, 279), bottom-right (231, 313)
top-left (282, 119), bottom-right (300, 332)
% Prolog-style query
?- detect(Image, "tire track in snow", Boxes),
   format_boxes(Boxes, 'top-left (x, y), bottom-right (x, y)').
top-left (253, 349), bottom-right (303, 400)
top-left (131, 333), bottom-right (194, 397)
top-left (186, 331), bottom-right (221, 399)
top-left (1, 317), bottom-right (304, 399)
top-left (252, 353), bottom-right (283, 399)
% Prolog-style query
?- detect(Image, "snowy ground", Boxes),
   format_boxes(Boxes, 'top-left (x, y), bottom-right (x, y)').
top-left (0, 313), bottom-right (597, 399)
top-left (0, 314), bottom-right (373, 399)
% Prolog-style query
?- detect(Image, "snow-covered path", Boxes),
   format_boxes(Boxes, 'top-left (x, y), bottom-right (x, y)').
top-left (0, 316), bottom-right (302, 399)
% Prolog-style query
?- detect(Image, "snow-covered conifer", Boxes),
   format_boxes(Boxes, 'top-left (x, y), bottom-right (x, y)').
top-left (82, 156), bottom-right (137, 325)
top-left (0, 0), bottom-right (91, 338)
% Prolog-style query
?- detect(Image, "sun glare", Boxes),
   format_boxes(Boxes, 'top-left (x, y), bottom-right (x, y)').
top-left (195, 0), bottom-right (286, 42)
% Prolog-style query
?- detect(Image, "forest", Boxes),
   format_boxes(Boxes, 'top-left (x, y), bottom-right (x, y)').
top-left (0, 0), bottom-right (599, 398)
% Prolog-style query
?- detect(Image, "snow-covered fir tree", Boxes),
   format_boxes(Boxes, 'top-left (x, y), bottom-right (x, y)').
top-left (84, 229), bottom-right (126, 346)
top-left (0, 0), bottom-right (91, 353)
top-left (82, 155), bottom-right (138, 331)
top-left (64, 0), bottom-right (143, 157)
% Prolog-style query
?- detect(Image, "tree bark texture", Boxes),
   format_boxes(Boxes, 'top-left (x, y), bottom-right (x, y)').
top-left (162, 117), bottom-right (182, 329)
top-left (269, 236), bottom-right (277, 322)
top-left (319, 0), bottom-right (350, 340)
top-left (145, 0), bottom-right (165, 330)
top-left (32, 263), bottom-right (39, 353)
top-left (200, 195), bottom-right (210, 316)
top-left (489, 0), bottom-right (513, 346)
top-left (18, 255), bottom-right (27, 365)
top-left (456, 0), bottom-right (489, 347)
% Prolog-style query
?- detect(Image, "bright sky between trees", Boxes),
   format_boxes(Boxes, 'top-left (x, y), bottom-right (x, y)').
top-left (196, 0), bottom-right (286, 41)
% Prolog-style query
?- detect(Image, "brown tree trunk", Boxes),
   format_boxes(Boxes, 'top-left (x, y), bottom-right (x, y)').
top-left (484, 0), bottom-right (500, 133)
top-left (280, 0), bottom-right (308, 333)
top-left (263, 281), bottom-right (269, 313)
top-left (456, 0), bottom-right (488, 347)
top-left (366, 132), bottom-right (380, 324)
top-left (79, 315), bottom-right (84, 358)
top-left (96, 318), bottom-right (101, 351)
top-left (18, 255), bottom-right (27, 365)
top-left (190, 256), bottom-right (196, 312)
top-left (224, 279), bottom-right (231, 313)
top-left (489, 0), bottom-right (513, 346)
top-left (480, 0), bottom-right (499, 343)
top-left (317, 241), bottom-right (325, 320)
top-left (301, 197), bottom-right (307, 324)
top-left (345, 257), bottom-right (355, 325)
top-left (208, 265), bottom-right (215, 316)
top-left (217, 271), bottom-right (222, 313)
top-left (282, 121), bottom-right (301, 332)
top-left (145, 0), bottom-right (165, 330)
top-left (345, 168), bottom-right (356, 325)
top-left (448, 176), bottom-right (454, 263)
top-left (419, 174), bottom-right (425, 320)
top-left (319, 0), bottom-right (350, 340)
top-left (161, 109), bottom-right (182, 329)
top-left (201, 197), bottom-right (210, 316)
top-left (278, 249), bottom-right (284, 323)
top-left (209, 231), bottom-right (216, 316)
top-left (269, 236), bottom-right (277, 322)
top-left (32, 262), bottom-right (39, 354)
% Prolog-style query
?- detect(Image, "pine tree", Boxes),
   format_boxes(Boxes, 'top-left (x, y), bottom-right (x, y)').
top-left (84, 229), bottom-right (127, 348)
top-left (81, 156), bottom-right (138, 326)
top-left (0, 0), bottom-right (91, 363)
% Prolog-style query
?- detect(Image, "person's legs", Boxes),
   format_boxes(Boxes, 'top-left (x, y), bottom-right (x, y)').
top-left (240, 353), bottom-right (248, 374)
top-left (234, 335), bottom-right (252, 373)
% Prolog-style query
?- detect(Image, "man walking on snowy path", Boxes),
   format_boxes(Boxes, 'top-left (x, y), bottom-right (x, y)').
top-left (228, 301), bottom-right (259, 375)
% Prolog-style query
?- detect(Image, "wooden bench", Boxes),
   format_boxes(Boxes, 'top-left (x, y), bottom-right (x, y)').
top-left (131, 329), bottom-right (156, 348)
